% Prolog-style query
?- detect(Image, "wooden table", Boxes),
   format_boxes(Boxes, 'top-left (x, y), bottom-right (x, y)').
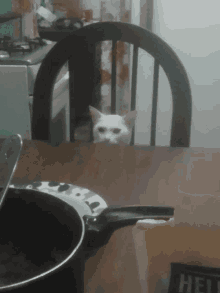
top-left (3, 139), bottom-right (220, 293)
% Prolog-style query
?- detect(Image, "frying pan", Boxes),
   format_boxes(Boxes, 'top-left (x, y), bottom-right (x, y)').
top-left (0, 187), bottom-right (174, 292)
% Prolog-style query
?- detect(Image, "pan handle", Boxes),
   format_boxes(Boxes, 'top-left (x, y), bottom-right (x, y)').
top-left (83, 206), bottom-right (174, 251)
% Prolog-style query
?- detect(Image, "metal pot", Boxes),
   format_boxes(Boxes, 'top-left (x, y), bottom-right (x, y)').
top-left (54, 17), bottom-right (84, 30)
top-left (0, 187), bottom-right (174, 292)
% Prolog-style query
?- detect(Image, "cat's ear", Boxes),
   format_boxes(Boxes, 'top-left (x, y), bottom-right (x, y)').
top-left (89, 106), bottom-right (103, 123)
top-left (123, 110), bottom-right (137, 127)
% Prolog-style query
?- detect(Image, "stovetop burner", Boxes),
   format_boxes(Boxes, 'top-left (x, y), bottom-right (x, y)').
top-left (0, 37), bottom-right (47, 56)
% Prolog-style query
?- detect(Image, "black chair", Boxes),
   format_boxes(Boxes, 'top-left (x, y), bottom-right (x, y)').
top-left (32, 21), bottom-right (192, 147)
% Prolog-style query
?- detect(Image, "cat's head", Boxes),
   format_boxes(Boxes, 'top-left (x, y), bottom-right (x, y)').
top-left (89, 106), bottom-right (137, 145)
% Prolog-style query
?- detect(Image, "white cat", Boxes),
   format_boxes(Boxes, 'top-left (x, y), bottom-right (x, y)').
top-left (89, 106), bottom-right (137, 145)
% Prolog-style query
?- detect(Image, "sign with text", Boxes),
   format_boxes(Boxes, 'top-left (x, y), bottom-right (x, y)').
top-left (168, 263), bottom-right (220, 293)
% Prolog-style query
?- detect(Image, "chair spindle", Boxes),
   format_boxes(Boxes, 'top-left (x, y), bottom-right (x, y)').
top-left (130, 45), bottom-right (139, 145)
top-left (111, 40), bottom-right (117, 114)
top-left (150, 59), bottom-right (160, 146)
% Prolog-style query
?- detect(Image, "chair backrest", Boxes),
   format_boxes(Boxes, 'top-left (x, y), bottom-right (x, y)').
top-left (32, 21), bottom-right (192, 147)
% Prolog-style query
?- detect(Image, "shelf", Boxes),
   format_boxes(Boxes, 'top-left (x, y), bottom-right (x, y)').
top-left (38, 20), bottom-right (100, 42)
top-left (38, 28), bottom-right (77, 42)
top-left (0, 12), bottom-right (21, 24)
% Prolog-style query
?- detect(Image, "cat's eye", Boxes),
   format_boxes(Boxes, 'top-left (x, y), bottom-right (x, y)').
top-left (98, 127), bottom-right (106, 133)
top-left (112, 128), bottom-right (121, 134)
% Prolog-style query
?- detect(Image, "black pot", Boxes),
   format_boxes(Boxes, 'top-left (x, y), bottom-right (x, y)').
top-left (54, 17), bottom-right (84, 31)
top-left (0, 187), bottom-right (174, 292)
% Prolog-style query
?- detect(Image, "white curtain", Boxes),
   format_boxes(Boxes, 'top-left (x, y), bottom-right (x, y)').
top-left (81, 0), bottom-right (152, 117)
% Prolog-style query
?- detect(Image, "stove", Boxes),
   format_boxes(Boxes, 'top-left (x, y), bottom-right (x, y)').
top-left (0, 36), bottom-right (48, 57)
top-left (0, 36), bottom-right (70, 144)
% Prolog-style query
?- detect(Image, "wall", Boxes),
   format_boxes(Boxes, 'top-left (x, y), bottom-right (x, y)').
top-left (149, 0), bottom-right (220, 148)
top-left (129, 3), bottom-right (220, 292)
top-left (0, 20), bottom-right (14, 38)
top-left (0, 0), bottom-right (14, 38)
top-left (0, 0), bottom-right (37, 40)
top-left (81, 0), bottom-right (100, 19)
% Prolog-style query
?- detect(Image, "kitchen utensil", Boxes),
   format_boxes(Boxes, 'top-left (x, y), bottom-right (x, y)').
top-left (0, 186), bottom-right (174, 293)
top-left (0, 134), bottom-right (22, 209)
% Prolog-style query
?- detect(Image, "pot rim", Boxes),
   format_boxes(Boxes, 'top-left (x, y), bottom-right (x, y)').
top-left (0, 195), bottom-right (86, 290)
